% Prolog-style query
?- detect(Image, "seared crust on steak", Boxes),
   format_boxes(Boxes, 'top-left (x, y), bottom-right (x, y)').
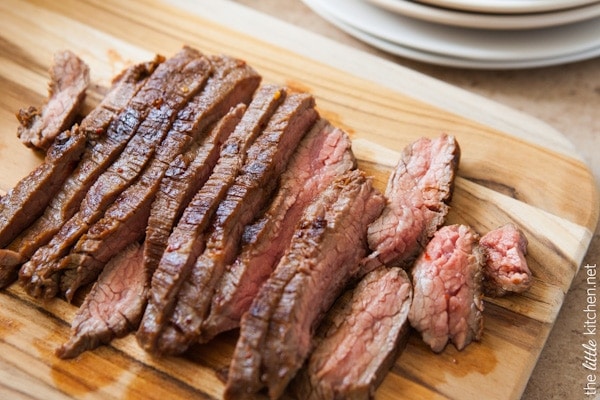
top-left (202, 118), bottom-right (356, 341)
top-left (17, 50), bottom-right (90, 151)
top-left (2, 57), bottom-right (163, 272)
top-left (290, 266), bottom-right (412, 400)
top-left (142, 104), bottom-right (247, 287)
top-left (158, 91), bottom-right (318, 355)
top-left (362, 134), bottom-right (459, 273)
top-left (480, 223), bottom-right (531, 297)
top-left (20, 47), bottom-right (210, 299)
top-left (409, 224), bottom-right (484, 352)
top-left (0, 127), bottom-right (86, 287)
top-left (57, 55), bottom-right (260, 301)
top-left (137, 85), bottom-right (285, 354)
top-left (225, 169), bottom-right (385, 400)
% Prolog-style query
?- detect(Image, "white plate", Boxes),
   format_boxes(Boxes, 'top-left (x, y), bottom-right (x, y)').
top-left (302, 0), bottom-right (600, 62)
top-left (417, 0), bottom-right (599, 14)
top-left (309, 1), bottom-right (600, 69)
top-left (368, 0), bottom-right (600, 30)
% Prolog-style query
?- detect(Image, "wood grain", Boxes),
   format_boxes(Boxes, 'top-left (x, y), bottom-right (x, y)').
top-left (0, 0), bottom-right (598, 399)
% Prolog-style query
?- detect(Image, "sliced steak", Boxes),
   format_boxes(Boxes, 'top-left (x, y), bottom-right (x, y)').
top-left (57, 56), bottom-right (260, 300)
top-left (480, 223), bottom-right (531, 297)
top-left (202, 118), bottom-right (355, 341)
top-left (225, 169), bottom-right (385, 400)
top-left (55, 242), bottom-right (145, 359)
top-left (142, 104), bottom-right (247, 285)
top-left (0, 128), bottom-right (86, 287)
top-left (2, 57), bottom-right (162, 273)
top-left (20, 47), bottom-right (211, 299)
top-left (16, 50), bottom-right (90, 151)
top-left (408, 224), bottom-right (485, 353)
top-left (0, 127), bottom-right (86, 248)
top-left (136, 85), bottom-right (285, 353)
top-left (362, 134), bottom-right (460, 273)
top-left (290, 266), bottom-right (412, 400)
top-left (161, 91), bottom-right (318, 355)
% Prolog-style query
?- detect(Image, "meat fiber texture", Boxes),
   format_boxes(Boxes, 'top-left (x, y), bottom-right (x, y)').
top-left (362, 134), bottom-right (460, 274)
top-left (157, 91), bottom-right (318, 355)
top-left (289, 266), bottom-right (412, 400)
top-left (0, 57), bottom-right (163, 280)
top-left (56, 242), bottom-right (145, 359)
top-left (225, 169), bottom-right (385, 400)
top-left (136, 85), bottom-right (286, 355)
top-left (480, 223), bottom-right (531, 297)
top-left (0, 128), bottom-right (86, 286)
top-left (20, 47), bottom-right (214, 300)
top-left (201, 118), bottom-right (356, 341)
top-left (17, 50), bottom-right (90, 151)
top-left (409, 224), bottom-right (485, 353)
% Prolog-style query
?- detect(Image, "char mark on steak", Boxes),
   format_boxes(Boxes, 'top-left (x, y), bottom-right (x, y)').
top-left (17, 50), bottom-right (90, 151)
top-left (289, 266), bottom-right (412, 400)
top-left (408, 224), bottom-right (484, 353)
top-left (136, 85), bottom-right (285, 354)
top-left (202, 118), bottom-right (356, 341)
top-left (142, 104), bottom-right (247, 288)
top-left (56, 55), bottom-right (261, 301)
top-left (0, 127), bottom-right (86, 248)
top-left (2, 57), bottom-right (162, 278)
top-left (56, 242), bottom-right (145, 359)
top-left (480, 223), bottom-right (531, 297)
top-left (141, 55), bottom-right (262, 283)
top-left (159, 91), bottom-right (318, 355)
top-left (362, 134), bottom-right (460, 274)
top-left (0, 128), bottom-right (86, 288)
top-left (19, 47), bottom-right (211, 299)
top-left (225, 169), bottom-right (385, 400)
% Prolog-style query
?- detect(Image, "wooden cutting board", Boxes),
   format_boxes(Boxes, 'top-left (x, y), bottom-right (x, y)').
top-left (0, 0), bottom-right (598, 399)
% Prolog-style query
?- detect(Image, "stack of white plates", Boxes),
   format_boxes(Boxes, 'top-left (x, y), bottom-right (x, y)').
top-left (301, 0), bottom-right (600, 68)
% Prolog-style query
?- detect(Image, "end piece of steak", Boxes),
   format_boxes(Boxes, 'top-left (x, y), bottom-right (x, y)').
top-left (160, 91), bottom-right (318, 355)
top-left (362, 134), bottom-right (460, 273)
top-left (408, 224), bottom-right (484, 353)
top-left (55, 242), bottom-right (145, 359)
top-left (0, 127), bottom-right (86, 250)
top-left (225, 169), bottom-right (385, 400)
top-left (202, 118), bottom-right (356, 341)
top-left (3, 57), bottom-right (163, 271)
top-left (290, 266), bottom-right (412, 400)
top-left (17, 50), bottom-right (90, 151)
top-left (20, 47), bottom-right (209, 299)
top-left (137, 85), bottom-right (285, 354)
top-left (480, 223), bottom-right (531, 297)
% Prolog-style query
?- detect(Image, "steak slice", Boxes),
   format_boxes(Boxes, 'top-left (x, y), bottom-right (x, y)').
top-left (0, 127), bottom-right (86, 248)
top-left (479, 223), bottom-right (531, 297)
top-left (0, 128), bottom-right (86, 287)
top-left (20, 47), bottom-right (211, 299)
top-left (362, 134), bottom-right (460, 273)
top-left (142, 104), bottom-right (247, 285)
top-left (224, 169), bottom-right (385, 400)
top-left (55, 242), bottom-right (145, 359)
top-left (57, 56), bottom-right (260, 301)
top-left (408, 224), bottom-right (485, 353)
top-left (290, 266), bottom-right (412, 400)
top-left (17, 50), bottom-right (90, 151)
top-left (161, 91), bottom-right (318, 355)
top-left (202, 118), bottom-right (355, 341)
top-left (2, 57), bottom-right (162, 273)
top-left (136, 85), bottom-right (285, 354)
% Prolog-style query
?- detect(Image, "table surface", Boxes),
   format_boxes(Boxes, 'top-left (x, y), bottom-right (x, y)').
top-left (231, 1), bottom-right (600, 399)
